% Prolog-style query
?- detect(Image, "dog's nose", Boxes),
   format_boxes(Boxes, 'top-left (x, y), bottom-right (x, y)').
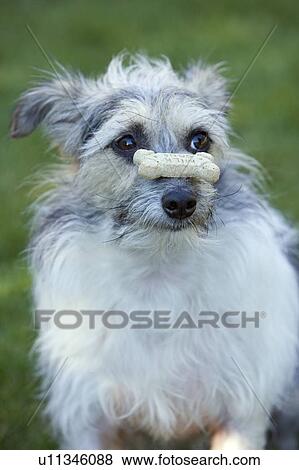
top-left (162, 189), bottom-right (197, 220)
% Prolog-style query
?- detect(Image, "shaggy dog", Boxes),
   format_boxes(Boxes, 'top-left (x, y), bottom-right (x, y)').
top-left (11, 54), bottom-right (299, 449)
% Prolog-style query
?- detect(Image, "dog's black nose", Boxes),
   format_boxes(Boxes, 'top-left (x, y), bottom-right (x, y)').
top-left (162, 189), bottom-right (197, 220)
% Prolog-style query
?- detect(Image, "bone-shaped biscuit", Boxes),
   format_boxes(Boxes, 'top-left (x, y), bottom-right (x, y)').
top-left (133, 149), bottom-right (220, 183)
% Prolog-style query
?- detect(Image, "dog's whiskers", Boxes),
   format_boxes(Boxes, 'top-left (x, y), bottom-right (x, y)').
top-left (216, 185), bottom-right (243, 200)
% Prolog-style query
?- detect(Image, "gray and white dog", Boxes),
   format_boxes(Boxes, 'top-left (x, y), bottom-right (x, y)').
top-left (11, 54), bottom-right (299, 449)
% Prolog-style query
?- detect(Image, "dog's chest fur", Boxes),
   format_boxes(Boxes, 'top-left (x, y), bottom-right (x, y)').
top-left (34, 216), bottom-right (299, 439)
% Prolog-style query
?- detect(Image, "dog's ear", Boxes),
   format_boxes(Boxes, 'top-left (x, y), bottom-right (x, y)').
top-left (184, 62), bottom-right (230, 113)
top-left (10, 71), bottom-right (88, 156)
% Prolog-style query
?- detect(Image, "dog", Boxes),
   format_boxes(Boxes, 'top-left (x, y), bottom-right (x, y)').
top-left (11, 54), bottom-right (299, 449)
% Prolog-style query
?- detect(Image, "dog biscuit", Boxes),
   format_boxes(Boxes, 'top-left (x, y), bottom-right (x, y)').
top-left (133, 149), bottom-right (220, 183)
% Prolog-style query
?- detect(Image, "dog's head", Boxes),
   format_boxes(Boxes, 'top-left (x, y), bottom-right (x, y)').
top-left (11, 55), bottom-right (232, 246)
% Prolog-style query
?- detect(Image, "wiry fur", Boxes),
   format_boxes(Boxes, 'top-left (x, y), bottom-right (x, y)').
top-left (12, 54), bottom-right (299, 449)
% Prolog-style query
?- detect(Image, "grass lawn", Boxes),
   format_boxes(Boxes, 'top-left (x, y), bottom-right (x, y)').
top-left (0, 0), bottom-right (298, 449)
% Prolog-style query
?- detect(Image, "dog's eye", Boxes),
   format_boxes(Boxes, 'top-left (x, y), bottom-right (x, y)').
top-left (115, 134), bottom-right (137, 152)
top-left (189, 130), bottom-right (210, 153)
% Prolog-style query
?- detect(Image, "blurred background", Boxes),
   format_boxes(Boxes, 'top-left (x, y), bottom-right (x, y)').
top-left (0, 0), bottom-right (298, 449)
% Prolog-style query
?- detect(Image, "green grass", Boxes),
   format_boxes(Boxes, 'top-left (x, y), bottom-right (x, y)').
top-left (0, 0), bottom-right (299, 449)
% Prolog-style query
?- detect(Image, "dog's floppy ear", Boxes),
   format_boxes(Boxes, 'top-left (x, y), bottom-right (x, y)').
top-left (10, 71), bottom-right (88, 156)
top-left (184, 61), bottom-right (230, 112)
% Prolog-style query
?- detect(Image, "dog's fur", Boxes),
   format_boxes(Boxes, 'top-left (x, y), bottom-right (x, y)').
top-left (11, 54), bottom-right (299, 449)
